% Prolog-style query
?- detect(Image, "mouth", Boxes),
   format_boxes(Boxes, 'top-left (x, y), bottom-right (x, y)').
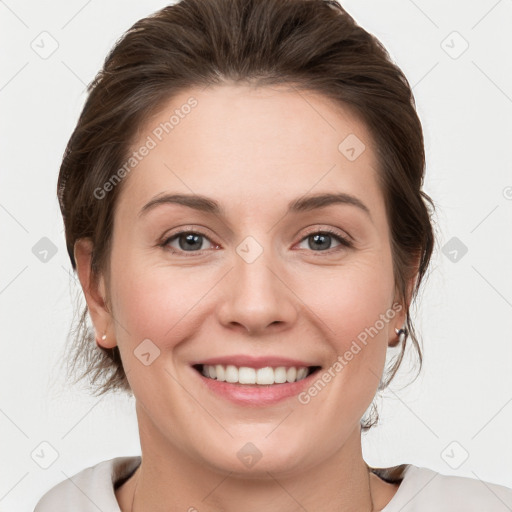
top-left (192, 364), bottom-right (322, 386)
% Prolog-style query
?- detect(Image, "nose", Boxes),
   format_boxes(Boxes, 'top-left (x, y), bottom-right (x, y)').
top-left (216, 242), bottom-right (299, 336)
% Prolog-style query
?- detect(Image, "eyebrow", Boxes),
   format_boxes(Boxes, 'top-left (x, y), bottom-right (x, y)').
top-left (138, 192), bottom-right (372, 221)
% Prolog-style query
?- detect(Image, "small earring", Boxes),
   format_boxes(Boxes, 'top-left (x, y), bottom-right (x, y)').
top-left (394, 327), bottom-right (407, 343)
top-left (101, 333), bottom-right (107, 341)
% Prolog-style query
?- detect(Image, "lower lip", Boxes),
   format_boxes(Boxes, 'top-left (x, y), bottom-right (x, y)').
top-left (193, 367), bottom-right (320, 406)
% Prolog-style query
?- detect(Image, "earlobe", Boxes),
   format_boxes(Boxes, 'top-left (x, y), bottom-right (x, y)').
top-left (389, 295), bottom-right (409, 347)
top-left (389, 259), bottom-right (419, 347)
top-left (73, 238), bottom-right (117, 349)
top-left (95, 331), bottom-right (116, 349)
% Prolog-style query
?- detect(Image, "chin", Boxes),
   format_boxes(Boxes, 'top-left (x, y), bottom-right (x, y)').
top-left (192, 431), bottom-right (319, 478)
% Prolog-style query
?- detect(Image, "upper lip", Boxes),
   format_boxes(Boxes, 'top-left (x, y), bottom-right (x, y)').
top-left (191, 355), bottom-right (321, 369)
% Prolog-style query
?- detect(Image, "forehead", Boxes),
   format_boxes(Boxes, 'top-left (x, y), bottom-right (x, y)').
top-left (118, 83), bottom-right (385, 224)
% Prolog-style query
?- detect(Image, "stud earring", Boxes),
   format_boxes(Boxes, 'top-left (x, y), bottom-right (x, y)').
top-left (394, 327), bottom-right (407, 343)
top-left (95, 332), bottom-right (107, 348)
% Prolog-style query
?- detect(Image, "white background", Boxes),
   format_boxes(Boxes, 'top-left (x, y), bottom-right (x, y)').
top-left (1, 0), bottom-right (511, 510)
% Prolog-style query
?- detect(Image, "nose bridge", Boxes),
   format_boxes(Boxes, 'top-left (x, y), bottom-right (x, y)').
top-left (235, 233), bottom-right (283, 304)
top-left (217, 233), bottom-right (297, 333)
top-left (237, 235), bottom-right (278, 294)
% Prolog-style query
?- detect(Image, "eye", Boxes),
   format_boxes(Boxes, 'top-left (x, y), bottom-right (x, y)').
top-left (296, 228), bottom-right (353, 253)
top-left (160, 227), bottom-right (353, 256)
top-left (161, 230), bottom-right (216, 255)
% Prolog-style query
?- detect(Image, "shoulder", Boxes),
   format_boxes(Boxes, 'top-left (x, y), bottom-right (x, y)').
top-left (382, 464), bottom-right (512, 511)
top-left (33, 455), bottom-right (141, 512)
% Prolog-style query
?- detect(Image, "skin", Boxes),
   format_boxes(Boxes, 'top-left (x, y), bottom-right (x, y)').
top-left (75, 83), bottom-right (417, 511)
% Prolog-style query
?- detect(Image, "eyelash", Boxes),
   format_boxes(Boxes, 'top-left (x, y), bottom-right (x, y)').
top-left (159, 227), bottom-right (353, 257)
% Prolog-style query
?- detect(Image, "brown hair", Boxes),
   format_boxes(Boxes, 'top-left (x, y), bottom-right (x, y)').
top-left (58, 0), bottom-right (436, 434)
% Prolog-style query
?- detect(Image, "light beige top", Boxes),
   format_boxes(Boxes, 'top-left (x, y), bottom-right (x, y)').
top-left (34, 456), bottom-right (512, 511)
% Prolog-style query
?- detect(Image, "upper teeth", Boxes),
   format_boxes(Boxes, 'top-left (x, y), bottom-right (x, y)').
top-left (201, 365), bottom-right (309, 385)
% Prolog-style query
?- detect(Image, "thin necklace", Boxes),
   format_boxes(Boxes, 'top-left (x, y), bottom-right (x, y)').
top-left (130, 468), bottom-right (373, 512)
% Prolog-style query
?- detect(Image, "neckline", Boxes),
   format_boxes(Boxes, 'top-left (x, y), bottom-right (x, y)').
top-left (369, 463), bottom-right (410, 484)
top-left (113, 456), bottom-right (141, 491)
top-left (112, 457), bottom-right (413, 511)
top-left (370, 464), bottom-right (415, 512)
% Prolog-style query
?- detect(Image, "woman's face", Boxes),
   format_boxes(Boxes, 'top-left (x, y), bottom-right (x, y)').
top-left (88, 84), bottom-right (407, 475)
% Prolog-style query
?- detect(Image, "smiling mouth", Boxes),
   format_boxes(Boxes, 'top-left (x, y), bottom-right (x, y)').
top-left (192, 364), bottom-right (322, 386)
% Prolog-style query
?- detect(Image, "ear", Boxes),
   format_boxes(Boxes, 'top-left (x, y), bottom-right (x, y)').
top-left (390, 255), bottom-right (421, 345)
top-left (74, 238), bottom-right (117, 349)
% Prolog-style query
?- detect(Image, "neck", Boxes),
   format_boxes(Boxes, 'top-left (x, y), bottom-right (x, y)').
top-left (120, 409), bottom-right (378, 512)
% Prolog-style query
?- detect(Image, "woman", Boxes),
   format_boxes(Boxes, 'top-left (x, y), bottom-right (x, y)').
top-left (34, 0), bottom-right (512, 510)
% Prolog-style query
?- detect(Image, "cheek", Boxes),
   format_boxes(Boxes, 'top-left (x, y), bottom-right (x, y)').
top-left (109, 262), bottom-right (212, 400)
top-left (303, 259), bottom-right (395, 342)
top-left (295, 257), bottom-right (395, 404)
top-left (109, 249), bottom-right (205, 347)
